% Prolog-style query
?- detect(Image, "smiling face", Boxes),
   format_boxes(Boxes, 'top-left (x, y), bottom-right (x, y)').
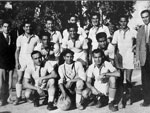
top-left (141, 11), bottom-right (150, 25)
top-left (64, 53), bottom-right (74, 64)
top-left (23, 23), bottom-right (31, 34)
top-left (68, 27), bottom-right (77, 39)
top-left (91, 15), bottom-right (99, 26)
top-left (46, 20), bottom-right (54, 31)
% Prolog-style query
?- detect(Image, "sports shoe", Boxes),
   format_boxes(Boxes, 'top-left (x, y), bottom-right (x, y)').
top-left (76, 103), bottom-right (84, 110)
top-left (108, 101), bottom-right (118, 112)
top-left (47, 102), bottom-right (56, 110)
top-left (33, 99), bottom-right (39, 107)
top-left (13, 97), bottom-right (21, 105)
top-left (42, 96), bottom-right (48, 105)
top-left (96, 99), bottom-right (103, 108)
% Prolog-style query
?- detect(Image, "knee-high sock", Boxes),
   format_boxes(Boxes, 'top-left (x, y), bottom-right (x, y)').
top-left (108, 87), bottom-right (116, 103)
top-left (76, 93), bottom-right (82, 104)
top-left (16, 83), bottom-right (22, 98)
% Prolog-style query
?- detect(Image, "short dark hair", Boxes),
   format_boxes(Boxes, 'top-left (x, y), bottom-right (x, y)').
top-left (92, 48), bottom-right (105, 57)
top-left (45, 17), bottom-right (54, 23)
top-left (31, 50), bottom-right (42, 58)
top-left (62, 49), bottom-right (74, 57)
top-left (22, 20), bottom-right (32, 27)
top-left (68, 14), bottom-right (77, 20)
top-left (40, 32), bottom-right (50, 40)
top-left (2, 20), bottom-right (11, 27)
top-left (119, 15), bottom-right (129, 22)
top-left (67, 23), bottom-right (78, 32)
top-left (141, 9), bottom-right (150, 16)
top-left (91, 12), bottom-right (100, 20)
top-left (96, 32), bottom-right (107, 41)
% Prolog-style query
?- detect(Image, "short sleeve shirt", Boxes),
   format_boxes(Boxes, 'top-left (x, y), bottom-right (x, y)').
top-left (24, 61), bottom-right (54, 86)
top-left (16, 34), bottom-right (40, 56)
top-left (88, 25), bottom-right (111, 50)
top-left (58, 62), bottom-right (86, 84)
top-left (87, 61), bottom-right (116, 80)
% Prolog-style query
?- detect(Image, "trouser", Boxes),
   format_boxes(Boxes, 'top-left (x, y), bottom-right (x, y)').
top-left (141, 57), bottom-right (150, 103)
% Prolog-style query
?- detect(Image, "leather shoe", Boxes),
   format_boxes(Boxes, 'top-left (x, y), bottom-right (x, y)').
top-left (140, 102), bottom-right (150, 107)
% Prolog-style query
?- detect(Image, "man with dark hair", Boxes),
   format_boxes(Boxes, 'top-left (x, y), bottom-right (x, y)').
top-left (61, 23), bottom-right (88, 67)
top-left (14, 20), bottom-right (40, 105)
top-left (63, 14), bottom-right (87, 42)
top-left (88, 12), bottom-right (111, 51)
top-left (112, 15), bottom-right (137, 107)
top-left (87, 48), bottom-right (119, 111)
top-left (0, 20), bottom-right (14, 106)
top-left (58, 49), bottom-right (89, 110)
top-left (136, 9), bottom-right (150, 106)
top-left (24, 50), bottom-right (57, 110)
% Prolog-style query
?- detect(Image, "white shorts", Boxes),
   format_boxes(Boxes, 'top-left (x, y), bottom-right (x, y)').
top-left (18, 54), bottom-right (33, 71)
top-left (94, 80), bottom-right (109, 96)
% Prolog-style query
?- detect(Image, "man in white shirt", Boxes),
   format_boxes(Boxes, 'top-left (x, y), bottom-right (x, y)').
top-left (62, 23), bottom-right (88, 67)
top-left (58, 49), bottom-right (89, 110)
top-left (63, 14), bottom-right (87, 42)
top-left (44, 18), bottom-right (62, 57)
top-left (14, 21), bottom-right (40, 105)
top-left (88, 12), bottom-right (111, 50)
top-left (24, 51), bottom-right (57, 110)
top-left (34, 32), bottom-right (59, 66)
top-left (86, 49), bottom-right (119, 112)
top-left (112, 15), bottom-right (137, 107)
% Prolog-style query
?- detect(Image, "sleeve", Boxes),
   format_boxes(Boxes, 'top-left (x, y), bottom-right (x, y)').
top-left (86, 65), bottom-right (94, 78)
top-left (112, 31), bottom-right (118, 45)
top-left (76, 62), bottom-right (86, 81)
top-left (58, 65), bottom-right (65, 84)
top-left (61, 39), bottom-right (68, 49)
top-left (58, 31), bottom-right (62, 44)
top-left (82, 39), bottom-right (88, 49)
top-left (45, 61), bottom-right (54, 74)
top-left (16, 36), bottom-right (21, 47)
top-left (88, 29), bottom-right (92, 39)
top-left (105, 26), bottom-right (111, 38)
top-left (132, 29), bottom-right (137, 39)
top-left (24, 67), bottom-right (32, 79)
top-left (105, 61), bottom-right (116, 72)
top-left (78, 27), bottom-right (87, 39)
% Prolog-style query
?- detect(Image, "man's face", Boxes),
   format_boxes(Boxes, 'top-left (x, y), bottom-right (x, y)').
top-left (2, 23), bottom-right (10, 34)
top-left (64, 53), bottom-right (74, 64)
top-left (68, 27), bottom-right (77, 39)
top-left (141, 12), bottom-right (150, 25)
top-left (32, 53), bottom-right (42, 66)
top-left (119, 17), bottom-right (128, 29)
top-left (42, 36), bottom-right (49, 48)
top-left (69, 17), bottom-right (76, 24)
top-left (91, 15), bottom-right (99, 26)
top-left (23, 23), bottom-right (31, 34)
top-left (46, 20), bottom-right (53, 31)
top-left (97, 37), bottom-right (107, 49)
top-left (93, 52), bottom-right (103, 66)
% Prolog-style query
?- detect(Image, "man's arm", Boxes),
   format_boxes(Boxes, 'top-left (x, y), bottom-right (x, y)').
top-left (15, 47), bottom-right (21, 69)
top-left (24, 78), bottom-right (37, 90)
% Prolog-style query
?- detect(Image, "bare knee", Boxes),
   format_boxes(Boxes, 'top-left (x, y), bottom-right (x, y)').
top-left (76, 80), bottom-right (84, 90)
top-left (109, 77), bottom-right (116, 88)
top-left (82, 88), bottom-right (91, 98)
top-left (25, 89), bottom-right (32, 99)
top-left (47, 79), bottom-right (55, 87)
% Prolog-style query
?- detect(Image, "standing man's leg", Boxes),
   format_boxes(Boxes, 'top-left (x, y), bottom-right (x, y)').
top-left (125, 69), bottom-right (133, 105)
top-left (0, 69), bottom-right (6, 106)
top-left (13, 71), bottom-right (24, 105)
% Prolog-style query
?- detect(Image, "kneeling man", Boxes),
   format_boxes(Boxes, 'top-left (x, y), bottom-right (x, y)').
top-left (24, 51), bottom-right (57, 110)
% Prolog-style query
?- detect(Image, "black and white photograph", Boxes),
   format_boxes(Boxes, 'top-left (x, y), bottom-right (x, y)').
top-left (0, 1), bottom-right (150, 113)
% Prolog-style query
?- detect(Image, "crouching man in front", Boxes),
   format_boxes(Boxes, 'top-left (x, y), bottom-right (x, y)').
top-left (58, 49), bottom-right (88, 110)
top-left (24, 51), bottom-right (57, 110)
top-left (86, 49), bottom-right (119, 112)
